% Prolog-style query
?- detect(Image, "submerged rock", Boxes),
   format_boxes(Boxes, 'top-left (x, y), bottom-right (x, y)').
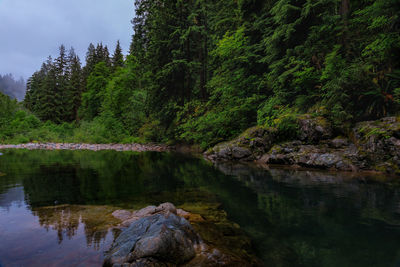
top-left (105, 203), bottom-right (260, 267)
top-left (104, 212), bottom-right (198, 266)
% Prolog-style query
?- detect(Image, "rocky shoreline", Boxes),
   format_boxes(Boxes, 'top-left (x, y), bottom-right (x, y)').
top-left (0, 142), bottom-right (171, 152)
top-left (1, 116), bottom-right (399, 175)
top-left (205, 116), bottom-right (400, 175)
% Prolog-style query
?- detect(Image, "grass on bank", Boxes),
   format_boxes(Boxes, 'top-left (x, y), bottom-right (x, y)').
top-left (0, 109), bottom-right (144, 145)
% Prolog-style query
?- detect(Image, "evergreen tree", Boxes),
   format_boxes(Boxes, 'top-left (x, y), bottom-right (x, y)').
top-left (54, 45), bottom-right (68, 122)
top-left (22, 0), bottom-right (400, 145)
top-left (80, 62), bottom-right (111, 120)
top-left (66, 48), bottom-right (82, 121)
top-left (112, 40), bottom-right (124, 71)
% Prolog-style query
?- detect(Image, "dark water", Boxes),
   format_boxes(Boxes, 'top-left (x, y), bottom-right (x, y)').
top-left (0, 149), bottom-right (400, 267)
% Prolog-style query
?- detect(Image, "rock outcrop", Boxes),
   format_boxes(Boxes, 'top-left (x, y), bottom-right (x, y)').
top-left (104, 203), bottom-right (259, 267)
top-left (205, 116), bottom-right (400, 175)
top-left (353, 117), bottom-right (400, 173)
top-left (204, 126), bottom-right (276, 162)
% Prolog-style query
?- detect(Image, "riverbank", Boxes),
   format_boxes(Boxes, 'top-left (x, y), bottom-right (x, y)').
top-left (205, 116), bottom-right (400, 176)
top-left (1, 115), bottom-right (399, 176)
top-left (0, 143), bottom-right (171, 152)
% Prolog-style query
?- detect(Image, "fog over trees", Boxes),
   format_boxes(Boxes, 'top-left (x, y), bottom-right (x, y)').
top-left (0, 74), bottom-right (26, 101)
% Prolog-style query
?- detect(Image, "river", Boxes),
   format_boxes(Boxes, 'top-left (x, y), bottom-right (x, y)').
top-left (0, 149), bottom-right (399, 266)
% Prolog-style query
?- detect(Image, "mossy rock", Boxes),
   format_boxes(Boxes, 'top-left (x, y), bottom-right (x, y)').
top-left (355, 117), bottom-right (400, 142)
top-left (178, 202), bottom-right (261, 266)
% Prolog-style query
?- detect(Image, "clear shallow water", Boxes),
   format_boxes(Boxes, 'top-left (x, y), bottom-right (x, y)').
top-left (0, 149), bottom-right (400, 267)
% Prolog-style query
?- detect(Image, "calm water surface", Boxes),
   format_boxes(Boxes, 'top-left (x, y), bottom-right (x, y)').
top-left (0, 149), bottom-right (399, 266)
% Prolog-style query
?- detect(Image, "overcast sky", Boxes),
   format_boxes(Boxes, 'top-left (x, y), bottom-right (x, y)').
top-left (0, 0), bottom-right (134, 80)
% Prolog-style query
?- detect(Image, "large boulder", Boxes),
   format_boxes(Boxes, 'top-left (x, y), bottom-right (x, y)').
top-left (104, 203), bottom-right (198, 266)
top-left (259, 142), bottom-right (357, 171)
top-left (204, 126), bottom-right (276, 162)
top-left (205, 115), bottom-right (334, 162)
top-left (297, 115), bottom-right (333, 143)
top-left (104, 203), bottom-right (260, 267)
top-left (104, 213), bottom-right (198, 266)
top-left (353, 117), bottom-right (400, 173)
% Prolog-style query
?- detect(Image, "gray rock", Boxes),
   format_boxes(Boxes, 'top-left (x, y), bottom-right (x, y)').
top-left (297, 116), bottom-right (333, 143)
top-left (330, 138), bottom-right (349, 148)
top-left (215, 146), bottom-right (232, 160)
top-left (205, 126), bottom-right (276, 162)
top-left (206, 117), bottom-right (400, 174)
top-left (104, 212), bottom-right (198, 267)
top-left (231, 146), bottom-right (252, 160)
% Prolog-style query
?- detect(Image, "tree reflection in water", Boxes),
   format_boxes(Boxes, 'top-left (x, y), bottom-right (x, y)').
top-left (0, 149), bottom-right (400, 266)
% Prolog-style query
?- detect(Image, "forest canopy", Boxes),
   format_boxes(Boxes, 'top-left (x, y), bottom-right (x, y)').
top-left (3, 0), bottom-right (400, 147)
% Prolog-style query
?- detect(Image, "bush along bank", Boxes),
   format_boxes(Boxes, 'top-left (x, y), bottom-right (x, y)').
top-left (205, 116), bottom-right (400, 175)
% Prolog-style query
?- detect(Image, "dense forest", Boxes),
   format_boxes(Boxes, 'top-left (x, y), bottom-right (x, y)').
top-left (1, 0), bottom-right (400, 147)
top-left (0, 74), bottom-right (26, 101)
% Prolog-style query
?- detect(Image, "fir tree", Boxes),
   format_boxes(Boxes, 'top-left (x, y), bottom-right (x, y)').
top-left (112, 40), bottom-right (124, 71)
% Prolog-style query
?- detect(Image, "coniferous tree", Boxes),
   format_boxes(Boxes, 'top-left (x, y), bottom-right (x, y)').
top-left (66, 48), bottom-right (82, 121)
top-left (22, 0), bottom-right (400, 145)
top-left (112, 40), bottom-right (124, 71)
top-left (54, 45), bottom-right (68, 122)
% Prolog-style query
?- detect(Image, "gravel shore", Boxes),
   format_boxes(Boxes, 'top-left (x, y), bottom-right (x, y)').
top-left (0, 143), bottom-right (171, 152)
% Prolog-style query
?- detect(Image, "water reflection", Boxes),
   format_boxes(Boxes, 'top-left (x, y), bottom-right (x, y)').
top-left (0, 192), bottom-right (116, 266)
top-left (0, 186), bottom-right (24, 211)
top-left (0, 149), bottom-right (399, 266)
top-left (32, 205), bottom-right (120, 248)
top-left (214, 162), bottom-right (400, 266)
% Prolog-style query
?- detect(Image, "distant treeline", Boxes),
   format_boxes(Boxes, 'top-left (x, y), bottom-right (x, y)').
top-left (19, 0), bottom-right (400, 147)
top-left (0, 74), bottom-right (25, 101)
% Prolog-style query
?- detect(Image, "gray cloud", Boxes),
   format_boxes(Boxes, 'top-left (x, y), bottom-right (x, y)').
top-left (0, 0), bottom-right (134, 79)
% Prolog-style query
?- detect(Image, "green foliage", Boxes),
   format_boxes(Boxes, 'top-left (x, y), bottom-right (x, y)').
top-left (72, 112), bottom-right (127, 143)
top-left (257, 96), bottom-right (299, 140)
top-left (0, 91), bottom-right (17, 119)
top-left (102, 56), bottom-right (147, 135)
top-left (0, 92), bottom-right (43, 143)
top-left (274, 113), bottom-right (299, 141)
top-left (18, 0), bottom-right (400, 148)
top-left (80, 62), bottom-right (111, 120)
top-left (257, 96), bottom-right (285, 127)
top-left (138, 118), bottom-right (165, 143)
top-left (175, 27), bottom-right (262, 148)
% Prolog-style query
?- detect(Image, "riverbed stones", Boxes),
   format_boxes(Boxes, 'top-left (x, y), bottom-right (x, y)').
top-left (0, 143), bottom-right (171, 152)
